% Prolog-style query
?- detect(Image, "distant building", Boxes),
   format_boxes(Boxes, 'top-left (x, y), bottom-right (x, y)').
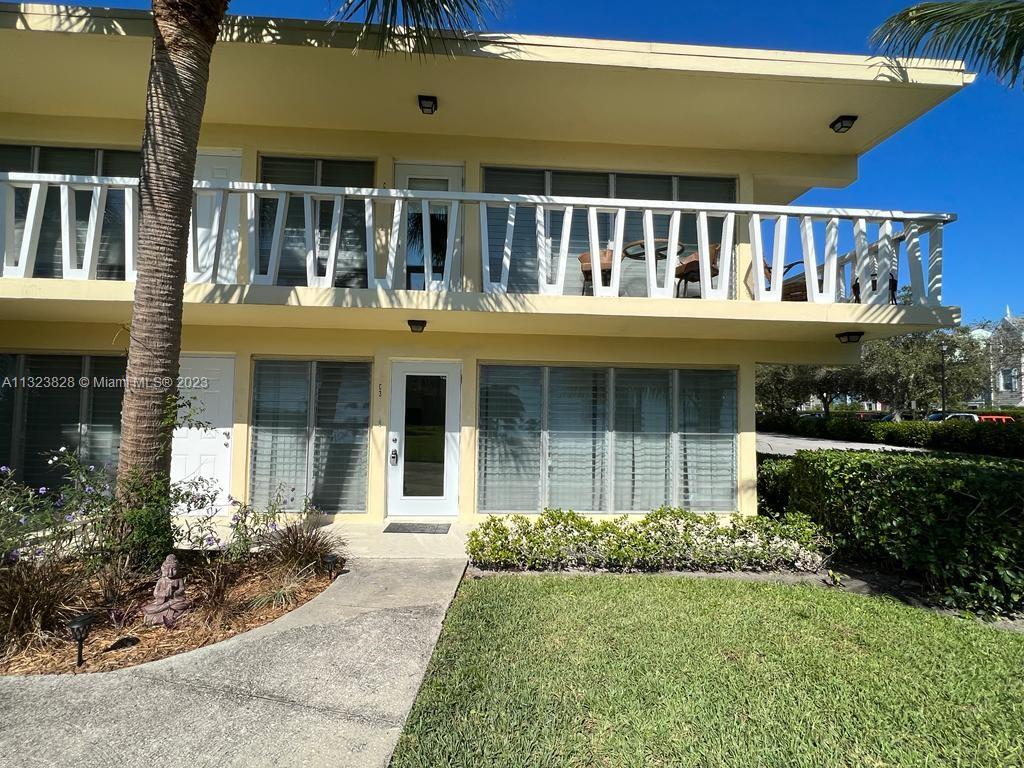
top-left (991, 308), bottom-right (1024, 408)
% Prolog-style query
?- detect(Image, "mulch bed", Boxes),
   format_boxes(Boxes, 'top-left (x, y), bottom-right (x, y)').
top-left (0, 558), bottom-right (335, 676)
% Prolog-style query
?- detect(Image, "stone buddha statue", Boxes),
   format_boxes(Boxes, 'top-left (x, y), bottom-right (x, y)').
top-left (142, 554), bottom-right (191, 627)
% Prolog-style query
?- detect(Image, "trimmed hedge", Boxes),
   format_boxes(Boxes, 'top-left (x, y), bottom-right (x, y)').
top-left (466, 508), bottom-right (826, 573)
top-left (757, 414), bottom-right (1024, 459)
top-left (766, 451), bottom-right (1024, 615)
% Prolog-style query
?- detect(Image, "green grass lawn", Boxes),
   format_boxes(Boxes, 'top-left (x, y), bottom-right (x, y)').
top-left (391, 575), bottom-right (1024, 768)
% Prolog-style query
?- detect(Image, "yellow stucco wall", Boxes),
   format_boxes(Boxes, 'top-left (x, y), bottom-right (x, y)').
top-left (1, 320), bottom-right (857, 522)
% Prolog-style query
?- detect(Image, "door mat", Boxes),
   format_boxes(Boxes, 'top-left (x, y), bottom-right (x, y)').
top-left (383, 522), bottom-right (451, 535)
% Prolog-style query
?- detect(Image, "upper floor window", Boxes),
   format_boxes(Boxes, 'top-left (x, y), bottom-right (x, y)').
top-left (482, 167), bottom-right (736, 295)
top-left (258, 156), bottom-right (375, 288)
top-left (999, 368), bottom-right (1020, 392)
top-left (0, 144), bottom-right (141, 281)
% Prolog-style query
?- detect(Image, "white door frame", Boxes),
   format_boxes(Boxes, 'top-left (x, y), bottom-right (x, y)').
top-left (393, 163), bottom-right (464, 291)
top-left (387, 360), bottom-right (461, 517)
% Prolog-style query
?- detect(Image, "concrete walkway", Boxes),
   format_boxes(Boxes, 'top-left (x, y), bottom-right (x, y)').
top-left (0, 558), bottom-right (466, 768)
top-left (757, 432), bottom-right (924, 456)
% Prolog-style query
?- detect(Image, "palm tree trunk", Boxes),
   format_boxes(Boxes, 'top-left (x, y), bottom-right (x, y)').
top-left (117, 0), bottom-right (226, 493)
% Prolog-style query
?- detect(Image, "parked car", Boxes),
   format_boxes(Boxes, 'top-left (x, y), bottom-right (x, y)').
top-left (926, 412), bottom-right (979, 422)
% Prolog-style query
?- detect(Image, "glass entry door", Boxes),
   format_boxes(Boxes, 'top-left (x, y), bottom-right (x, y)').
top-left (387, 361), bottom-right (462, 517)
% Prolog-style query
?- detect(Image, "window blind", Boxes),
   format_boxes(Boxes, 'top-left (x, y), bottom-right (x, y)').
top-left (250, 360), bottom-right (311, 508)
top-left (250, 359), bottom-right (371, 512)
top-left (477, 365), bottom-right (543, 512)
top-left (547, 366), bottom-right (608, 511)
top-left (83, 356), bottom-right (128, 471)
top-left (21, 355), bottom-right (85, 487)
top-left (311, 362), bottom-right (371, 512)
top-left (481, 167), bottom-right (545, 294)
top-left (0, 354), bottom-right (15, 469)
top-left (477, 365), bottom-right (737, 514)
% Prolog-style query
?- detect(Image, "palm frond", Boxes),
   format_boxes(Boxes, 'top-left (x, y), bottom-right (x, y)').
top-left (336, 0), bottom-right (497, 55)
top-left (872, 1), bottom-right (1024, 86)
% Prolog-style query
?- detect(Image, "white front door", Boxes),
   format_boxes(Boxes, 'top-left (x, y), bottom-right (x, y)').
top-left (387, 361), bottom-right (461, 517)
top-left (170, 356), bottom-right (235, 509)
top-left (394, 163), bottom-right (463, 290)
top-left (192, 150), bottom-right (243, 284)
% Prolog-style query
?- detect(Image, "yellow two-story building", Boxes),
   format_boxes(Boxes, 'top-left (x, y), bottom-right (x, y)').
top-left (0, 3), bottom-right (968, 523)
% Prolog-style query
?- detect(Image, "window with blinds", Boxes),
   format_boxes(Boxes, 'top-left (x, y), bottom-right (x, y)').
top-left (250, 360), bottom-right (371, 512)
top-left (0, 145), bottom-right (141, 281)
top-left (482, 167), bottom-right (736, 297)
top-left (0, 354), bottom-right (127, 487)
top-left (478, 365), bottom-right (737, 513)
top-left (258, 156), bottom-right (375, 288)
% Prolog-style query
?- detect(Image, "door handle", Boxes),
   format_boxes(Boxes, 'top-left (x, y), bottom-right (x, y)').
top-left (390, 448), bottom-right (399, 466)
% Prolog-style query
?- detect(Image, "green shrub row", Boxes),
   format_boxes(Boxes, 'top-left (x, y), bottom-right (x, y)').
top-left (757, 414), bottom-right (1024, 458)
top-left (466, 508), bottom-right (826, 573)
top-left (760, 451), bottom-right (1024, 615)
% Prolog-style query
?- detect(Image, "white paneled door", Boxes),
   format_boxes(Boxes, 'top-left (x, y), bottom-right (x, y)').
top-left (191, 150), bottom-right (243, 283)
top-left (170, 356), bottom-right (235, 509)
top-left (387, 361), bottom-right (462, 517)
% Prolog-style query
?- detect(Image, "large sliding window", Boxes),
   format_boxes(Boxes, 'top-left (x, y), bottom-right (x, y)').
top-left (249, 360), bottom-right (371, 513)
top-left (0, 354), bottom-right (127, 487)
top-left (258, 156), bottom-right (375, 288)
top-left (0, 145), bottom-right (141, 281)
top-left (482, 168), bottom-right (736, 296)
top-left (478, 365), bottom-right (737, 513)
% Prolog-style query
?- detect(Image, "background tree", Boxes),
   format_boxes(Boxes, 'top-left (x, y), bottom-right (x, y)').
top-left (873, 1), bottom-right (1024, 88)
top-left (755, 365), bottom-right (814, 415)
top-left (118, 0), bottom-right (493, 508)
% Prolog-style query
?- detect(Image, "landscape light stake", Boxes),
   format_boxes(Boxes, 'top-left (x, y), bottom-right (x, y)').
top-left (324, 553), bottom-right (339, 580)
top-left (67, 612), bottom-right (97, 668)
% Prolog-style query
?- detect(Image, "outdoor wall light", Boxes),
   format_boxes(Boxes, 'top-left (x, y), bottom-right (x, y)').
top-left (408, 319), bottom-right (427, 333)
top-left (417, 94), bottom-right (438, 115)
top-left (324, 553), bottom-right (339, 580)
top-left (836, 331), bottom-right (865, 345)
top-left (829, 115), bottom-right (858, 133)
top-left (67, 612), bottom-right (97, 668)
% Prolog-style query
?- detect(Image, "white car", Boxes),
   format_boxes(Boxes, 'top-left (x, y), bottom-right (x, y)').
top-left (926, 412), bottom-right (979, 422)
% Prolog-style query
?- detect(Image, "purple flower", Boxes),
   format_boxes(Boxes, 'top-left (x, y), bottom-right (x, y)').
top-left (18, 516), bottom-right (26, 525)
top-left (269, 523), bottom-right (278, 531)
top-left (38, 487), bottom-right (47, 495)
top-left (0, 465), bottom-right (9, 474)
top-left (64, 513), bottom-right (74, 522)
top-left (84, 485), bottom-right (94, 494)
top-left (88, 465), bottom-right (95, 472)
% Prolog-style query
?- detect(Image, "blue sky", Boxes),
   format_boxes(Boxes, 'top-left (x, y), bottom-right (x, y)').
top-left (97, 0), bottom-right (1020, 322)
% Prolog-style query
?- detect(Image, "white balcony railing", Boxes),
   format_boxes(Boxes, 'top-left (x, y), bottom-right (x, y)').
top-left (0, 172), bottom-right (953, 306)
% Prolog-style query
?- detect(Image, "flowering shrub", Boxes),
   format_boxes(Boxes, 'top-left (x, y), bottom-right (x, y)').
top-left (466, 508), bottom-right (827, 573)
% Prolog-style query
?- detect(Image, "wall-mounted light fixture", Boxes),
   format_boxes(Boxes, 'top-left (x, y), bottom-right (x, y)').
top-left (835, 330), bottom-right (865, 345)
top-left (829, 115), bottom-right (858, 134)
top-left (417, 95), bottom-right (438, 115)
top-left (408, 319), bottom-right (427, 333)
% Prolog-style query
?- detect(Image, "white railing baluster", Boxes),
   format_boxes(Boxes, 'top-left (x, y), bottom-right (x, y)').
top-left (799, 215), bottom-right (818, 303)
top-left (873, 219), bottom-right (894, 305)
top-left (441, 200), bottom-right (459, 291)
top-left (927, 223), bottom-right (943, 306)
top-left (384, 198), bottom-right (403, 291)
top-left (59, 184), bottom-right (77, 278)
top-left (363, 197), bottom-right (376, 288)
top-left (420, 199), bottom-right (434, 289)
top-left (608, 207), bottom-right (626, 297)
top-left (79, 185), bottom-right (106, 281)
top-left (709, 212), bottom-right (735, 300)
top-left (553, 205), bottom-right (572, 296)
top-left (904, 222), bottom-right (926, 306)
top-left (853, 217), bottom-right (869, 303)
top-left (662, 210), bottom-right (681, 298)
top-left (536, 204), bottom-right (549, 290)
top-left (696, 210), bottom-right (713, 299)
top-left (587, 206), bottom-right (605, 296)
top-left (479, 202), bottom-right (493, 292)
top-left (311, 194), bottom-right (342, 289)
top-left (303, 193), bottom-right (317, 287)
top-left (124, 185), bottom-right (137, 281)
top-left (500, 203), bottom-right (516, 292)
top-left (642, 209), bottom-right (657, 298)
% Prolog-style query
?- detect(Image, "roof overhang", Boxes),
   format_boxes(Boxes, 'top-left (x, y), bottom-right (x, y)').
top-left (0, 3), bottom-right (973, 155)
